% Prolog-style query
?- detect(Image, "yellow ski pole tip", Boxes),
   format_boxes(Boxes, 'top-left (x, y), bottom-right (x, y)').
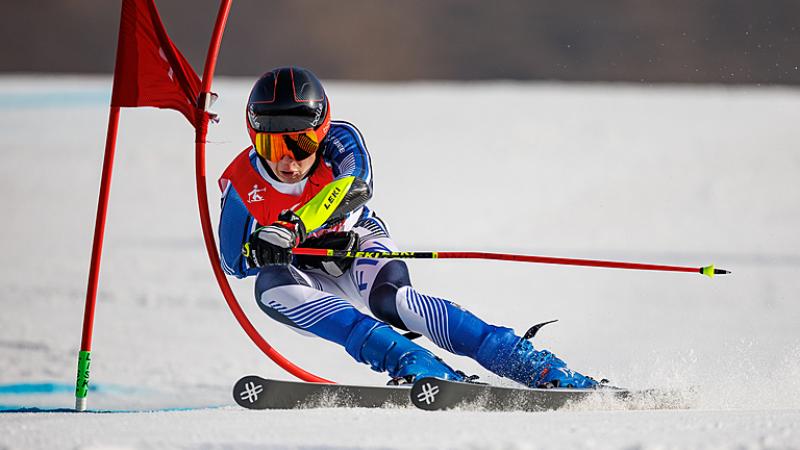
top-left (701, 265), bottom-right (731, 278)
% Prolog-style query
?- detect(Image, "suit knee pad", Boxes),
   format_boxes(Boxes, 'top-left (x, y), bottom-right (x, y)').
top-left (367, 260), bottom-right (411, 329)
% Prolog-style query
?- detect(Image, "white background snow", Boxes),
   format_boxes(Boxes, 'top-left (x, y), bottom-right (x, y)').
top-left (1, 76), bottom-right (799, 449)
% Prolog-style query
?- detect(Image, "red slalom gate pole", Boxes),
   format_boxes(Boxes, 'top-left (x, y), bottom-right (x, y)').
top-left (292, 248), bottom-right (730, 278)
top-left (193, 0), bottom-right (331, 383)
top-left (75, 106), bottom-right (121, 411)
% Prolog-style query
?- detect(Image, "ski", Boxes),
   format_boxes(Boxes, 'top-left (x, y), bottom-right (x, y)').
top-left (232, 375), bottom-right (412, 410)
top-left (410, 377), bottom-right (689, 412)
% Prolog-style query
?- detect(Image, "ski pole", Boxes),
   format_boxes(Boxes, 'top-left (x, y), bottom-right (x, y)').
top-left (291, 248), bottom-right (730, 278)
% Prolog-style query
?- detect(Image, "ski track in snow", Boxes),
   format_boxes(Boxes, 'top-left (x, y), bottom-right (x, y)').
top-left (1, 76), bottom-right (800, 449)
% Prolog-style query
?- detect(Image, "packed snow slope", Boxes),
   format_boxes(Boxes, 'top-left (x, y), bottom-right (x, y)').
top-left (1, 76), bottom-right (799, 449)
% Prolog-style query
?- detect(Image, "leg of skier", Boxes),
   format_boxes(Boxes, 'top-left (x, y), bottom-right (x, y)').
top-left (351, 216), bottom-right (598, 389)
top-left (253, 263), bottom-right (464, 383)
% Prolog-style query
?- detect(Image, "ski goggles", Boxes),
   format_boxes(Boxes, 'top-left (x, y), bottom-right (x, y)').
top-left (253, 129), bottom-right (322, 162)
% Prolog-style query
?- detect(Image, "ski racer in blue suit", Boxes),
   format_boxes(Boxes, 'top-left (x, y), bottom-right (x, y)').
top-left (218, 66), bottom-right (599, 388)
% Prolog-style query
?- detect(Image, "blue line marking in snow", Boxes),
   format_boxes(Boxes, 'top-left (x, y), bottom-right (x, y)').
top-left (0, 382), bottom-right (226, 413)
top-left (0, 382), bottom-right (136, 396)
top-left (0, 405), bottom-right (227, 414)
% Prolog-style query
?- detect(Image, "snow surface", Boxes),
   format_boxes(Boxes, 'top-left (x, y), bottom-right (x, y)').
top-left (1, 76), bottom-right (800, 449)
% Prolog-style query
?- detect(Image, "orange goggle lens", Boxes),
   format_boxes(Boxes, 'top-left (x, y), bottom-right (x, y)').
top-left (254, 130), bottom-right (321, 162)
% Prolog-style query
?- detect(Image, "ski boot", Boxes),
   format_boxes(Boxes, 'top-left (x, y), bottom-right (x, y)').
top-left (475, 323), bottom-right (599, 389)
top-left (345, 317), bottom-right (465, 385)
top-left (515, 341), bottom-right (599, 388)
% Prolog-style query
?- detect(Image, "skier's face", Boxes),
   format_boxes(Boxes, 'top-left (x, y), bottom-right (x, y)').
top-left (266, 152), bottom-right (317, 183)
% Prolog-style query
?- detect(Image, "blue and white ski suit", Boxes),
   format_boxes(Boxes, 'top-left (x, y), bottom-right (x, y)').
top-left (218, 121), bottom-right (584, 386)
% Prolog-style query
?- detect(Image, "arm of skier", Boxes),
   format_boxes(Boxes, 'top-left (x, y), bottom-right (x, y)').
top-left (218, 182), bottom-right (260, 278)
top-left (294, 122), bottom-right (373, 232)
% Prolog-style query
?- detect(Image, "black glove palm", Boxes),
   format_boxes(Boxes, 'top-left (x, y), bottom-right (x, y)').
top-left (243, 211), bottom-right (307, 267)
top-left (295, 231), bottom-right (360, 277)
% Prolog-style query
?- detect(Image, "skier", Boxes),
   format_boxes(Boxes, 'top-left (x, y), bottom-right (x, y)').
top-left (218, 66), bottom-right (598, 388)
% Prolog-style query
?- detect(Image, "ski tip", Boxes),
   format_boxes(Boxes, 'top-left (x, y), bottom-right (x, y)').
top-left (701, 265), bottom-right (730, 278)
